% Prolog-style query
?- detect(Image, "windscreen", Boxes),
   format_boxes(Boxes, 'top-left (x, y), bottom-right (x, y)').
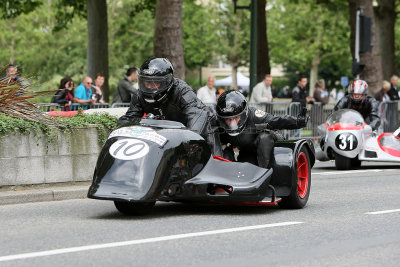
top-left (326, 109), bottom-right (364, 127)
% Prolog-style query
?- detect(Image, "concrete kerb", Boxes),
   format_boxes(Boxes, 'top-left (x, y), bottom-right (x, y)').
top-left (0, 182), bottom-right (91, 205)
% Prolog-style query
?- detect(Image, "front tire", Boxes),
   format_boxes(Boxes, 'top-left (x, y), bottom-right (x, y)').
top-left (279, 146), bottom-right (311, 209)
top-left (335, 153), bottom-right (352, 170)
top-left (351, 157), bottom-right (362, 168)
top-left (114, 201), bottom-right (155, 216)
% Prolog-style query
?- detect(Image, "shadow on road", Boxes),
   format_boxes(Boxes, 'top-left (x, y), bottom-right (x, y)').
top-left (314, 162), bottom-right (400, 171)
top-left (91, 202), bottom-right (284, 220)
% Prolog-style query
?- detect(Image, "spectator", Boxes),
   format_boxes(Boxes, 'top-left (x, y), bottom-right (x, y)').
top-left (1, 65), bottom-right (20, 85)
top-left (389, 75), bottom-right (400, 100)
top-left (93, 73), bottom-right (105, 103)
top-left (113, 67), bottom-right (138, 104)
top-left (374, 80), bottom-right (391, 102)
top-left (216, 87), bottom-right (225, 99)
top-left (196, 76), bottom-right (217, 105)
top-left (329, 88), bottom-right (337, 99)
top-left (52, 77), bottom-right (75, 111)
top-left (277, 86), bottom-right (291, 98)
top-left (249, 74), bottom-right (273, 103)
top-left (290, 75), bottom-right (314, 138)
top-left (313, 79), bottom-right (329, 105)
top-left (292, 75), bottom-right (315, 106)
top-left (74, 76), bottom-right (95, 106)
top-left (336, 89), bottom-right (344, 100)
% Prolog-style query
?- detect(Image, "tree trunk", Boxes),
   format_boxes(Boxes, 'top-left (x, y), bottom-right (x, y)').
top-left (256, 0), bottom-right (270, 82)
top-left (310, 55), bottom-right (320, 97)
top-left (9, 20), bottom-right (15, 64)
top-left (154, 0), bottom-right (185, 80)
top-left (230, 15), bottom-right (241, 90)
top-left (348, 0), bottom-right (382, 94)
top-left (232, 66), bottom-right (238, 90)
top-left (374, 0), bottom-right (396, 81)
top-left (87, 0), bottom-right (109, 101)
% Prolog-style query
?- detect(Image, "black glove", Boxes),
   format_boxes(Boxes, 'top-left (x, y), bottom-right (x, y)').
top-left (296, 107), bottom-right (309, 128)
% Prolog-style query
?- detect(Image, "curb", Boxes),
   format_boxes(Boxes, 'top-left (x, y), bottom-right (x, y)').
top-left (0, 185), bottom-right (89, 206)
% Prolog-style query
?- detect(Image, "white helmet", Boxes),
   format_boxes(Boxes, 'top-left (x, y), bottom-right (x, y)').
top-left (348, 79), bottom-right (368, 104)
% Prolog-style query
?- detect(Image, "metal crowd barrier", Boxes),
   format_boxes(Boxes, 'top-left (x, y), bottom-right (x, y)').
top-left (37, 103), bottom-right (110, 112)
top-left (36, 103), bottom-right (63, 112)
top-left (36, 100), bottom-right (400, 139)
top-left (111, 103), bottom-right (131, 108)
top-left (378, 101), bottom-right (399, 133)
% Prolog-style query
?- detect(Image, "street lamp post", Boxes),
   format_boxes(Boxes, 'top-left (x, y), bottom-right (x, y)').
top-left (233, 0), bottom-right (258, 97)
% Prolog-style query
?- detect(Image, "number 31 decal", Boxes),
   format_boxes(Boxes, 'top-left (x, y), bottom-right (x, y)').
top-left (335, 133), bottom-right (358, 151)
top-left (109, 138), bottom-right (149, 160)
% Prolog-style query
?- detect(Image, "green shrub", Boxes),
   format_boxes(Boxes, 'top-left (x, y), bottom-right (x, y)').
top-left (0, 112), bottom-right (118, 146)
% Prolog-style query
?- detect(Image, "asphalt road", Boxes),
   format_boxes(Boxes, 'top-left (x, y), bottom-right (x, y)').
top-left (0, 161), bottom-right (399, 267)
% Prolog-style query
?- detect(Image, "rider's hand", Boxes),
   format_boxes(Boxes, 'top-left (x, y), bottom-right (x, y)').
top-left (296, 107), bottom-right (309, 128)
top-left (372, 130), bottom-right (377, 137)
top-left (298, 107), bottom-right (307, 118)
top-left (297, 116), bottom-right (309, 128)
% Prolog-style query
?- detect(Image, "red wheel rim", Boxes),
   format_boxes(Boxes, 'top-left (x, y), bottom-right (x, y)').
top-left (297, 151), bottom-right (309, 199)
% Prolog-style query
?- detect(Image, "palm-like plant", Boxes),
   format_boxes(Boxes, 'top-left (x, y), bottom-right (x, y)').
top-left (0, 66), bottom-right (58, 125)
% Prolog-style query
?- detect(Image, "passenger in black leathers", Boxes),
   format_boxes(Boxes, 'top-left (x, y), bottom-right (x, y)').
top-left (216, 90), bottom-right (308, 168)
top-left (117, 58), bottom-right (220, 154)
top-left (333, 79), bottom-right (381, 131)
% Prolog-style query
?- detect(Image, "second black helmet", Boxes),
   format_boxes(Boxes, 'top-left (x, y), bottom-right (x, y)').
top-left (138, 58), bottom-right (174, 103)
top-left (216, 90), bottom-right (248, 136)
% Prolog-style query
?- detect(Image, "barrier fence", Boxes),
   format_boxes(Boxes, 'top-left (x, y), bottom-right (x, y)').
top-left (37, 100), bottom-right (400, 139)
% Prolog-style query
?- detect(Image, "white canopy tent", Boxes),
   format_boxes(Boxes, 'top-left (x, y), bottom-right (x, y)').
top-left (214, 72), bottom-right (250, 91)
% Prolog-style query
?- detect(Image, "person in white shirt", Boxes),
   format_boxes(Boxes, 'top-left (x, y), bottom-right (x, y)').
top-left (197, 76), bottom-right (217, 105)
top-left (250, 74), bottom-right (273, 103)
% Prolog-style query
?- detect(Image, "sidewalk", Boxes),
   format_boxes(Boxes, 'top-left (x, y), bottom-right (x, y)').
top-left (0, 181), bottom-right (91, 206)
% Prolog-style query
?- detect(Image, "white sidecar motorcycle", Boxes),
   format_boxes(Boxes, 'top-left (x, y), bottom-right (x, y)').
top-left (316, 109), bottom-right (400, 170)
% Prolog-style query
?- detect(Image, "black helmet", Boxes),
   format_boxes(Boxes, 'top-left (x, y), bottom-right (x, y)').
top-left (348, 79), bottom-right (368, 104)
top-left (138, 58), bottom-right (174, 103)
top-left (216, 90), bottom-right (248, 136)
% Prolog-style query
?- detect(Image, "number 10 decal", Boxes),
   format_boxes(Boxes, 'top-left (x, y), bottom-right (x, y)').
top-left (335, 133), bottom-right (358, 151)
top-left (109, 138), bottom-right (149, 160)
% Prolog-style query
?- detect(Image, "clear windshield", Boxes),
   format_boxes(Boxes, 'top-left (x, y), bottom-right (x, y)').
top-left (326, 109), bottom-right (364, 127)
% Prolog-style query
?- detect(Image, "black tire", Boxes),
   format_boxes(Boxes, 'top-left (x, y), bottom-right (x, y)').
top-left (114, 201), bottom-right (155, 216)
top-left (335, 153), bottom-right (352, 170)
top-left (351, 157), bottom-right (362, 168)
top-left (279, 146), bottom-right (311, 209)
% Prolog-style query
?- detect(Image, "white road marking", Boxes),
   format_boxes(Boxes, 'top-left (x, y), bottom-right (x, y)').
top-left (0, 221), bottom-right (303, 262)
top-left (313, 169), bottom-right (382, 175)
top-left (365, 209), bottom-right (400, 215)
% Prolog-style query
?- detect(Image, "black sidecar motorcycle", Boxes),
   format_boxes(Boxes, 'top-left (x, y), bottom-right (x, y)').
top-left (88, 118), bottom-right (315, 215)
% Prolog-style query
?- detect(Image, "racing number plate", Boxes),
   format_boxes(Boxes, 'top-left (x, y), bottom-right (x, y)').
top-left (335, 132), bottom-right (358, 151)
top-left (108, 126), bottom-right (167, 146)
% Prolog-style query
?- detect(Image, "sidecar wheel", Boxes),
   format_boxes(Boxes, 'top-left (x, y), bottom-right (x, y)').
top-left (114, 201), bottom-right (155, 216)
top-left (279, 146), bottom-right (311, 209)
top-left (335, 153), bottom-right (352, 170)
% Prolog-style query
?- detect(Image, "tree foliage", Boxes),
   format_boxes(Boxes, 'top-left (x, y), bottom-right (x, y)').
top-left (0, 0), bottom-right (397, 97)
top-left (0, 0), bottom-right (41, 19)
top-left (268, 0), bottom-right (351, 88)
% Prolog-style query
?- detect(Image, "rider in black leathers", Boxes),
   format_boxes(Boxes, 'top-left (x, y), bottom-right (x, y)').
top-left (216, 90), bottom-right (308, 168)
top-left (117, 58), bottom-right (220, 154)
top-left (333, 79), bottom-right (381, 131)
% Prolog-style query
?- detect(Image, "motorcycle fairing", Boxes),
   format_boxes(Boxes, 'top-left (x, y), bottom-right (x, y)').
top-left (88, 125), bottom-right (211, 202)
top-left (377, 133), bottom-right (400, 157)
top-left (182, 157), bottom-right (273, 202)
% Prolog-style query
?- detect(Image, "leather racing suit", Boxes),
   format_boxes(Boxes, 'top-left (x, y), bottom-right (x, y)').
top-left (219, 107), bottom-right (307, 168)
top-left (117, 77), bottom-right (221, 155)
top-left (333, 95), bottom-right (381, 131)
